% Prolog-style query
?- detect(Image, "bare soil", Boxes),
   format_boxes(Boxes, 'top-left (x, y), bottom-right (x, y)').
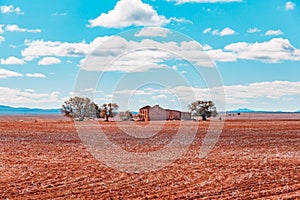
top-left (0, 115), bottom-right (299, 199)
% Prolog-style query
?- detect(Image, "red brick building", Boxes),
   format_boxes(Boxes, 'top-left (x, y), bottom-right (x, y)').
top-left (139, 105), bottom-right (191, 121)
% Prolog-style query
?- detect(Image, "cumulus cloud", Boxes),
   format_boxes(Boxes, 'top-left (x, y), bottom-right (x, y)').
top-left (0, 69), bottom-right (22, 78)
top-left (88, 0), bottom-right (188, 28)
top-left (23, 34), bottom-right (214, 72)
top-left (22, 36), bottom-right (113, 58)
top-left (221, 38), bottom-right (300, 63)
top-left (0, 5), bottom-right (23, 15)
top-left (113, 80), bottom-right (300, 111)
top-left (247, 27), bottom-right (261, 33)
top-left (5, 24), bottom-right (41, 33)
top-left (285, 1), bottom-right (296, 10)
top-left (135, 27), bottom-right (171, 37)
top-left (81, 36), bottom-right (215, 72)
top-left (38, 57), bottom-right (62, 65)
top-left (0, 56), bottom-right (25, 65)
top-left (204, 27), bottom-right (235, 36)
top-left (265, 29), bottom-right (284, 36)
top-left (207, 49), bottom-right (237, 62)
top-left (168, 0), bottom-right (242, 4)
top-left (152, 94), bottom-right (168, 100)
top-left (203, 28), bottom-right (211, 34)
top-left (0, 36), bottom-right (5, 43)
top-left (25, 73), bottom-right (46, 78)
top-left (219, 27), bottom-right (235, 36)
top-left (219, 81), bottom-right (300, 108)
top-left (0, 87), bottom-right (60, 108)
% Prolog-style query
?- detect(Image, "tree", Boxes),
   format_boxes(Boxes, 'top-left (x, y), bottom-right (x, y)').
top-left (118, 110), bottom-right (133, 121)
top-left (188, 100), bottom-right (218, 121)
top-left (61, 97), bottom-right (100, 121)
top-left (100, 103), bottom-right (119, 121)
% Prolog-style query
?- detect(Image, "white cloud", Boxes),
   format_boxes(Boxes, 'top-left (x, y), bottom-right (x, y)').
top-left (152, 94), bottom-right (168, 100)
top-left (169, 0), bottom-right (242, 4)
top-left (222, 38), bottom-right (300, 63)
top-left (26, 73), bottom-right (46, 78)
top-left (52, 12), bottom-right (67, 16)
top-left (5, 24), bottom-right (41, 33)
top-left (0, 87), bottom-right (60, 108)
top-left (135, 27), bottom-right (171, 37)
top-left (81, 36), bottom-right (215, 72)
top-left (88, 0), bottom-right (188, 28)
top-left (23, 35), bottom-right (215, 72)
top-left (168, 17), bottom-right (192, 24)
top-left (223, 81), bottom-right (300, 106)
top-left (0, 36), bottom-right (5, 43)
top-left (265, 29), bottom-right (284, 36)
top-left (285, 1), bottom-right (296, 10)
top-left (203, 27), bottom-right (235, 36)
top-left (0, 24), bottom-right (4, 33)
top-left (201, 44), bottom-right (212, 51)
top-left (0, 56), bottom-right (25, 65)
top-left (247, 27), bottom-right (261, 33)
top-left (203, 27), bottom-right (211, 34)
top-left (219, 27), bottom-right (235, 36)
top-left (0, 69), bottom-right (22, 78)
top-left (204, 38), bottom-right (300, 63)
top-left (140, 81), bottom-right (300, 109)
top-left (25, 89), bottom-right (35, 93)
top-left (212, 29), bottom-right (219, 35)
top-left (22, 36), bottom-right (113, 58)
top-left (207, 49), bottom-right (237, 62)
top-left (0, 5), bottom-right (23, 15)
top-left (38, 57), bottom-right (61, 65)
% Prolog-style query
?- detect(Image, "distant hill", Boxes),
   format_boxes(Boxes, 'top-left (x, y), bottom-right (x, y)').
top-left (227, 108), bottom-right (299, 113)
top-left (228, 108), bottom-right (255, 113)
top-left (0, 105), bottom-right (60, 115)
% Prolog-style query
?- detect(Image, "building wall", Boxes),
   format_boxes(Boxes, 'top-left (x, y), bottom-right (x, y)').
top-left (149, 105), bottom-right (167, 121)
top-left (166, 110), bottom-right (181, 120)
top-left (181, 112), bottom-right (191, 120)
top-left (139, 105), bottom-right (191, 121)
top-left (139, 108), bottom-right (150, 121)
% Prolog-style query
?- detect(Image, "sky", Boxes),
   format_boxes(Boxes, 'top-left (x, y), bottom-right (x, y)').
top-left (0, 0), bottom-right (300, 112)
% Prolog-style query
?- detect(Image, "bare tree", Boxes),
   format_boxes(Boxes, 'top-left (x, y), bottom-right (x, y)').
top-left (188, 100), bottom-right (217, 121)
top-left (61, 97), bottom-right (100, 121)
top-left (100, 103), bottom-right (119, 121)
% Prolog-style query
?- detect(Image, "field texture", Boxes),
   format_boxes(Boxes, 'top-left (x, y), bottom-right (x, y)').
top-left (0, 115), bottom-right (299, 199)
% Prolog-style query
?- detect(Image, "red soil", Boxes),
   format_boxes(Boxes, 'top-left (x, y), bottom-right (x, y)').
top-left (0, 115), bottom-right (299, 199)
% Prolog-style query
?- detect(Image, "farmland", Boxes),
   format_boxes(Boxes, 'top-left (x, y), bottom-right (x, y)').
top-left (0, 115), bottom-right (299, 199)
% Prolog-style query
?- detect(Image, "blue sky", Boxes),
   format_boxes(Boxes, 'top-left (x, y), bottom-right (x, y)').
top-left (0, 0), bottom-right (300, 111)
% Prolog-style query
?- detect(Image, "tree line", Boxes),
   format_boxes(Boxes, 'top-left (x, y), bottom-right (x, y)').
top-left (61, 96), bottom-right (217, 121)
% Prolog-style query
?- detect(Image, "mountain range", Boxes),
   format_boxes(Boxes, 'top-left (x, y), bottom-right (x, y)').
top-left (0, 105), bottom-right (299, 115)
top-left (0, 105), bottom-right (60, 115)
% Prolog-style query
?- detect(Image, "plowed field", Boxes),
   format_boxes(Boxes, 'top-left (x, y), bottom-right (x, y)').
top-left (0, 115), bottom-right (299, 199)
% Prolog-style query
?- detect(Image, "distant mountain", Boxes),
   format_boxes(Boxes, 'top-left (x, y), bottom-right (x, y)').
top-left (227, 108), bottom-right (255, 113)
top-left (0, 105), bottom-right (60, 115)
top-left (227, 108), bottom-right (300, 113)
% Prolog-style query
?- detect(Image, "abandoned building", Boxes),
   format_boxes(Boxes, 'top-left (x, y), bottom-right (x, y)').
top-left (139, 105), bottom-right (191, 121)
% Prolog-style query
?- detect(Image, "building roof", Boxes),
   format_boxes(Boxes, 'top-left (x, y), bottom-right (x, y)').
top-left (139, 105), bottom-right (151, 110)
top-left (139, 105), bottom-right (190, 113)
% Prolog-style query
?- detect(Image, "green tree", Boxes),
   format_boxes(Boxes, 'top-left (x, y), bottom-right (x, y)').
top-left (100, 103), bottom-right (119, 121)
top-left (188, 100), bottom-right (217, 121)
top-left (61, 97), bottom-right (100, 121)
